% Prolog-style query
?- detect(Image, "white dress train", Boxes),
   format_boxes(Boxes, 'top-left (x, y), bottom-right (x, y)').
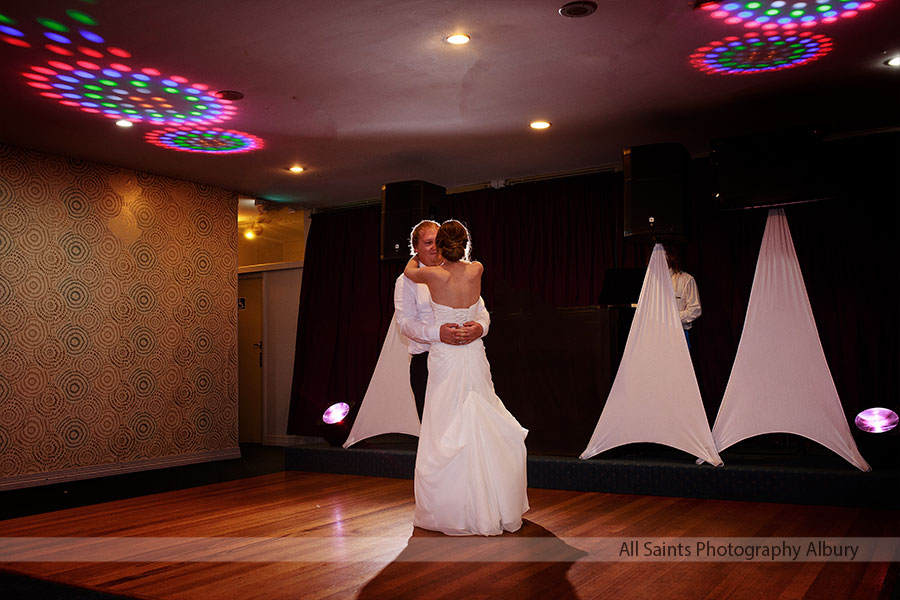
top-left (413, 301), bottom-right (529, 536)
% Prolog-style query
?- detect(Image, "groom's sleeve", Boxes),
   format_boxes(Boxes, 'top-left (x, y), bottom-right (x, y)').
top-left (474, 296), bottom-right (490, 338)
top-left (394, 274), bottom-right (440, 344)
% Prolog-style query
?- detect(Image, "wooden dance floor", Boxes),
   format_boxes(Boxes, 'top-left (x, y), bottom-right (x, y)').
top-left (0, 471), bottom-right (897, 599)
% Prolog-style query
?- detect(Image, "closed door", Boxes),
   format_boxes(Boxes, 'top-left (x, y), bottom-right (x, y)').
top-left (238, 276), bottom-right (263, 443)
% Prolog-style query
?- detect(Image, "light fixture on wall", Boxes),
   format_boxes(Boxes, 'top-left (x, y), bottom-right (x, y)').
top-left (287, 165), bottom-right (304, 173)
top-left (244, 224), bottom-right (263, 239)
top-left (446, 34), bottom-right (470, 45)
top-left (530, 120), bottom-right (551, 129)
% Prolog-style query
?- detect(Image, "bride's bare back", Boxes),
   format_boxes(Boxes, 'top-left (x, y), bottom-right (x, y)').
top-left (405, 259), bottom-right (482, 308)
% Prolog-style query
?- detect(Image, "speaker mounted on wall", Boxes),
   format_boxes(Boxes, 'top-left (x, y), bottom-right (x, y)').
top-left (381, 180), bottom-right (449, 260)
top-left (623, 142), bottom-right (691, 243)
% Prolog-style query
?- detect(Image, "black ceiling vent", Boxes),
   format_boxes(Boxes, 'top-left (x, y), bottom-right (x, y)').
top-left (214, 90), bottom-right (245, 101)
top-left (559, 1), bottom-right (598, 18)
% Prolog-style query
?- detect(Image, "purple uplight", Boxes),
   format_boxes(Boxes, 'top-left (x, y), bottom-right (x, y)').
top-left (855, 408), bottom-right (899, 433)
top-left (322, 402), bottom-right (351, 425)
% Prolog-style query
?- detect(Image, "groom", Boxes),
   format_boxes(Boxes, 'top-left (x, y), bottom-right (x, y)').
top-left (394, 220), bottom-right (490, 419)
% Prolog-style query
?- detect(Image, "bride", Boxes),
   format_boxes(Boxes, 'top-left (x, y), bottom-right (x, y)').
top-left (404, 220), bottom-right (529, 536)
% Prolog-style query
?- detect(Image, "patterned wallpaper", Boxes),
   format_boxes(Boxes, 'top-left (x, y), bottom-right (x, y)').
top-left (0, 143), bottom-right (237, 480)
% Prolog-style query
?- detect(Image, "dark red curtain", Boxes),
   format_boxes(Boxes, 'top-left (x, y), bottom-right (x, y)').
top-left (288, 167), bottom-right (899, 455)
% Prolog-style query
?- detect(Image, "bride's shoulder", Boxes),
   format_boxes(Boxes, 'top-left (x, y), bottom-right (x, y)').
top-left (469, 261), bottom-right (483, 274)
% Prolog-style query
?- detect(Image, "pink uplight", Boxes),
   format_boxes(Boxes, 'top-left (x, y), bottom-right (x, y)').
top-left (322, 403), bottom-right (350, 425)
top-left (142, 67), bottom-right (161, 76)
top-left (110, 62), bottom-right (130, 71)
top-left (76, 60), bottom-right (100, 70)
top-left (855, 408), bottom-right (899, 433)
top-left (108, 47), bottom-right (131, 58)
top-left (48, 61), bottom-right (74, 71)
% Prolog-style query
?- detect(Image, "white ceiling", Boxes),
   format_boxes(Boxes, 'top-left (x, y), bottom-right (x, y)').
top-left (1, 0), bottom-right (898, 209)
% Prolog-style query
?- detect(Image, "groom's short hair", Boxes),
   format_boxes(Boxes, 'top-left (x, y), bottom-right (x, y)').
top-left (409, 220), bottom-right (439, 255)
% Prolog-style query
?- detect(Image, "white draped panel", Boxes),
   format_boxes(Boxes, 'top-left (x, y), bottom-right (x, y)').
top-left (711, 209), bottom-right (870, 471)
top-left (581, 244), bottom-right (722, 466)
top-left (343, 314), bottom-right (421, 448)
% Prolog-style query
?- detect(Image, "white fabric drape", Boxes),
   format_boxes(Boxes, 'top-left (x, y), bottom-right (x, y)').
top-left (581, 244), bottom-right (723, 466)
top-left (711, 209), bottom-right (870, 471)
top-left (343, 314), bottom-right (421, 448)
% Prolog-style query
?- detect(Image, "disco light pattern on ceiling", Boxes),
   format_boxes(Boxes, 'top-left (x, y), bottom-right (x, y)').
top-left (146, 127), bottom-right (264, 154)
top-left (1, 5), bottom-right (264, 154)
top-left (700, 0), bottom-right (884, 29)
top-left (690, 31), bottom-right (833, 73)
top-left (24, 63), bottom-right (238, 125)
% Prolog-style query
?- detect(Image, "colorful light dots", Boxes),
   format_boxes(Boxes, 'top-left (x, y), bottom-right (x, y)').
top-left (66, 9), bottom-right (97, 26)
top-left (115, 118), bottom-right (133, 128)
top-left (44, 31), bottom-right (71, 44)
top-left (703, 0), bottom-right (881, 27)
top-left (80, 29), bottom-right (103, 44)
top-left (46, 44), bottom-right (74, 56)
top-left (78, 45), bottom-right (104, 58)
top-left (145, 127), bottom-right (264, 154)
top-left (25, 59), bottom-right (236, 127)
top-left (2, 35), bottom-right (30, 48)
top-left (690, 31), bottom-right (833, 74)
top-left (36, 17), bottom-right (68, 32)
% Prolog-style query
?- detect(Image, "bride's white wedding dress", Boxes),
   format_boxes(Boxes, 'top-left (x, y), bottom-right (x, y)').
top-left (413, 300), bottom-right (529, 536)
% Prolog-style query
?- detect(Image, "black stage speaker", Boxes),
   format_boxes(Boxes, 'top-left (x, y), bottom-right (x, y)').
top-left (623, 142), bottom-right (691, 242)
top-left (381, 180), bottom-right (448, 260)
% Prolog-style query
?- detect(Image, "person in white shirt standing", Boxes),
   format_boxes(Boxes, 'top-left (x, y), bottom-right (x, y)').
top-left (665, 245), bottom-right (701, 349)
top-left (394, 220), bottom-right (490, 419)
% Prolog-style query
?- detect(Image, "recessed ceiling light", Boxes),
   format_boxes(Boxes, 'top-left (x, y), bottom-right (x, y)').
top-left (446, 34), bottom-right (470, 45)
top-left (115, 119), bottom-right (133, 128)
top-left (885, 56), bottom-right (900, 67)
top-left (288, 165), bottom-right (304, 173)
top-left (530, 121), bottom-right (551, 130)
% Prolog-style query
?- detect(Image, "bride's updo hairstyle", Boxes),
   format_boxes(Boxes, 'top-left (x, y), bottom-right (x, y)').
top-left (435, 219), bottom-right (471, 262)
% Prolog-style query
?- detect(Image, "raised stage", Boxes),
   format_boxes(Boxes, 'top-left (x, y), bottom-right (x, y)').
top-left (286, 434), bottom-right (899, 509)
